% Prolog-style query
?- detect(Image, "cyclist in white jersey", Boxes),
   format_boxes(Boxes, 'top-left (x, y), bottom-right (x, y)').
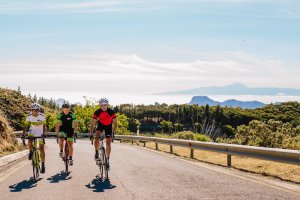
top-left (22, 103), bottom-right (46, 173)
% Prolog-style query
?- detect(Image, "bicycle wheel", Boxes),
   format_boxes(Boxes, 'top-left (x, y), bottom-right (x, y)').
top-left (102, 147), bottom-right (108, 179)
top-left (98, 150), bottom-right (104, 178)
top-left (32, 150), bottom-right (40, 181)
top-left (65, 145), bottom-right (69, 173)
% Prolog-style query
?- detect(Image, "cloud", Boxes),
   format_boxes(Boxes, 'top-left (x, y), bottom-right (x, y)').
top-left (0, 0), bottom-right (298, 17)
top-left (0, 51), bottom-right (298, 95)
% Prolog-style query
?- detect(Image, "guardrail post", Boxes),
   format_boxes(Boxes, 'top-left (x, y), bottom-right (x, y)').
top-left (190, 149), bottom-right (194, 159)
top-left (132, 140), bottom-right (134, 145)
top-left (143, 142), bottom-right (146, 147)
top-left (170, 145), bottom-right (173, 154)
top-left (120, 139), bottom-right (122, 143)
top-left (227, 154), bottom-right (232, 167)
top-left (155, 142), bottom-right (158, 150)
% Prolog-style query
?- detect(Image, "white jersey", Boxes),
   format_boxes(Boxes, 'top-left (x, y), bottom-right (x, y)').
top-left (25, 112), bottom-right (46, 137)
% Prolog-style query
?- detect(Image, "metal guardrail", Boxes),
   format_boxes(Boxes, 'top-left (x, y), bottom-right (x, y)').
top-left (114, 135), bottom-right (300, 167)
top-left (14, 132), bottom-right (300, 167)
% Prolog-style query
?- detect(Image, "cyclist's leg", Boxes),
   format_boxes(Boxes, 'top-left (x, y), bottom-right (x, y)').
top-left (67, 135), bottom-right (74, 158)
top-left (105, 126), bottom-right (113, 159)
top-left (95, 129), bottom-right (103, 150)
top-left (94, 128), bottom-right (102, 160)
top-left (27, 134), bottom-right (34, 160)
top-left (58, 132), bottom-right (66, 156)
top-left (39, 142), bottom-right (45, 162)
top-left (39, 140), bottom-right (46, 173)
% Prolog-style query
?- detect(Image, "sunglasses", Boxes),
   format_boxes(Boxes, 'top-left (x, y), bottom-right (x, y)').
top-left (101, 104), bottom-right (107, 106)
top-left (32, 109), bottom-right (39, 112)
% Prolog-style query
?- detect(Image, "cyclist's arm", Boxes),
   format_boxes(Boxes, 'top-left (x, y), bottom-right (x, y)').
top-left (23, 117), bottom-right (29, 137)
top-left (90, 118), bottom-right (97, 134)
top-left (55, 122), bottom-right (60, 134)
top-left (74, 121), bottom-right (78, 133)
top-left (23, 125), bottom-right (27, 137)
top-left (43, 124), bottom-right (46, 136)
top-left (112, 118), bottom-right (118, 133)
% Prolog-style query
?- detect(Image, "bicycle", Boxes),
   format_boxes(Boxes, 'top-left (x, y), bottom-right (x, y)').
top-left (91, 135), bottom-right (109, 179)
top-left (22, 135), bottom-right (45, 182)
top-left (57, 136), bottom-right (76, 173)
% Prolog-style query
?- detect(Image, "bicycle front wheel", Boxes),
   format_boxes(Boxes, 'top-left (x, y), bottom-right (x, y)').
top-left (32, 151), bottom-right (40, 181)
top-left (65, 146), bottom-right (69, 173)
top-left (98, 150), bottom-right (104, 178)
top-left (101, 147), bottom-right (108, 179)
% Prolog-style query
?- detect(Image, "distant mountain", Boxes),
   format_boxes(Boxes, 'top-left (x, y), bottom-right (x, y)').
top-left (56, 98), bottom-right (66, 107)
top-left (164, 83), bottom-right (300, 96)
top-left (189, 96), bottom-right (266, 109)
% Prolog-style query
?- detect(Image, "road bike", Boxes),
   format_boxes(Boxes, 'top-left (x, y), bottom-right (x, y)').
top-left (57, 136), bottom-right (76, 173)
top-left (22, 135), bottom-right (45, 181)
top-left (91, 135), bottom-right (109, 179)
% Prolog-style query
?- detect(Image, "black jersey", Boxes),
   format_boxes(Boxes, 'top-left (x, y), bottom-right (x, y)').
top-left (57, 112), bottom-right (77, 133)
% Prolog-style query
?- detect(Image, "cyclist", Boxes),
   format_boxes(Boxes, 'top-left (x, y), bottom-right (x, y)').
top-left (55, 103), bottom-right (78, 166)
top-left (22, 102), bottom-right (46, 173)
top-left (90, 98), bottom-right (118, 170)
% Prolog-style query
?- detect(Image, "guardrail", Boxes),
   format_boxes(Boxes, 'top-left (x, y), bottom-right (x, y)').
top-left (114, 135), bottom-right (300, 167)
top-left (14, 132), bottom-right (300, 167)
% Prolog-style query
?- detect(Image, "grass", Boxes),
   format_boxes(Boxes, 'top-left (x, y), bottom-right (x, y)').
top-left (132, 141), bottom-right (300, 184)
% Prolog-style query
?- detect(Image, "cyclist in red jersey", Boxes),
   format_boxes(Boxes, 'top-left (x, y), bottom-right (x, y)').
top-left (90, 98), bottom-right (118, 170)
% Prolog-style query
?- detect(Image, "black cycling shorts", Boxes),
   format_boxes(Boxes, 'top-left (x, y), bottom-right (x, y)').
top-left (96, 124), bottom-right (113, 138)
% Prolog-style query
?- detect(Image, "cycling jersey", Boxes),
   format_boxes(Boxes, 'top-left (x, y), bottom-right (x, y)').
top-left (56, 112), bottom-right (77, 137)
top-left (93, 108), bottom-right (116, 126)
top-left (24, 112), bottom-right (46, 137)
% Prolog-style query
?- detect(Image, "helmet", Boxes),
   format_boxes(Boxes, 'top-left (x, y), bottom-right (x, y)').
top-left (62, 103), bottom-right (70, 108)
top-left (31, 102), bottom-right (40, 110)
top-left (99, 98), bottom-right (109, 105)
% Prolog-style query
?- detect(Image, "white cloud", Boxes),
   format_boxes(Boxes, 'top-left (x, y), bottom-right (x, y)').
top-left (0, 51), bottom-right (298, 96)
top-left (0, 0), bottom-right (297, 16)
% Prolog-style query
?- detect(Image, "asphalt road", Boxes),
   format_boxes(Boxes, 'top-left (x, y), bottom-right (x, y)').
top-left (0, 139), bottom-right (299, 200)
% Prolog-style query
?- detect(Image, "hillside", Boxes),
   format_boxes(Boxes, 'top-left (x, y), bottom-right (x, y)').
top-left (0, 87), bottom-right (59, 131)
top-left (0, 88), bottom-right (32, 130)
top-left (0, 114), bottom-right (24, 156)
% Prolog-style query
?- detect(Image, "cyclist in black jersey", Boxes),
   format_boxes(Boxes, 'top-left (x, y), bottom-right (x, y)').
top-left (55, 103), bottom-right (78, 166)
top-left (90, 98), bottom-right (118, 170)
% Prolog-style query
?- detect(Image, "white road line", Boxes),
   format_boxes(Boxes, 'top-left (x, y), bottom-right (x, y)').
top-left (0, 160), bottom-right (28, 183)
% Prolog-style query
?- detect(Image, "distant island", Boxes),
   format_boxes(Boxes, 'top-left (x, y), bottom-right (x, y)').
top-left (189, 96), bottom-right (266, 109)
top-left (163, 83), bottom-right (300, 96)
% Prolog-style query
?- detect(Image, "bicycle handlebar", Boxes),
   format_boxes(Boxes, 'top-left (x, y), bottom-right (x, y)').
top-left (21, 135), bottom-right (46, 145)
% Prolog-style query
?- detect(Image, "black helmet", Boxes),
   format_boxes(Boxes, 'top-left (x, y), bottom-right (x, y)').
top-left (62, 103), bottom-right (70, 108)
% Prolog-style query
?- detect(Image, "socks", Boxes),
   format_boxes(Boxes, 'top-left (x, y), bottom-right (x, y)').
top-left (69, 156), bottom-right (72, 160)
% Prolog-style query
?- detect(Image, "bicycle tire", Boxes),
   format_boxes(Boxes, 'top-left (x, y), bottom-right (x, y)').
top-left (102, 147), bottom-right (108, 179)
top-left (32, 149), bottom-right (40, 181)
top-left (98, 150), bottom-right (104, 178)
top-left (65, 145), bottom-right (69, 173)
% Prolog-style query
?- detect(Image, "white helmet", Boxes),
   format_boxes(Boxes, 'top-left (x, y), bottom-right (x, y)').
top-left (99, 98), bottom-right (109, 105)
top-left (31, 102), bottom-right (40, 110)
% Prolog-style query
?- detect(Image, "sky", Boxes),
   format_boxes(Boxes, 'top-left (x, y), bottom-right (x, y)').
top-left (0, 0), bottom-right (300, 105)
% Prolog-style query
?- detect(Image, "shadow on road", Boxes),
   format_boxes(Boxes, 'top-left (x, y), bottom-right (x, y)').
top-left (9, 177), bottom-right (42, 192)
top-left (47, 171), bottom-right (72, 183)
top-left (85, 176), bottom-right (116, 192)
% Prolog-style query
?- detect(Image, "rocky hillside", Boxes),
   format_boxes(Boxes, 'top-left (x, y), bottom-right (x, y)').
top-left (0, 114), bottom-right (23, 156)
top-left (0, 88), bottom-right (32, 130)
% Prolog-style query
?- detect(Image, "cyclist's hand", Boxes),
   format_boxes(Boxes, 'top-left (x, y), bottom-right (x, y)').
top-left (42, 134), bottom-right (47, 138)
top-left (89, 134), bottom-right (93, 141)
top-left (74, 132), bottom-right (78, 138)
